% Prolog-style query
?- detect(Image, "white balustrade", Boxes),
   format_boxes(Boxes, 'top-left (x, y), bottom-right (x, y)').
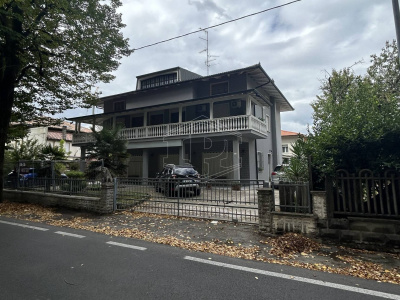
top-left (72, 115), bottom-right (268, 144)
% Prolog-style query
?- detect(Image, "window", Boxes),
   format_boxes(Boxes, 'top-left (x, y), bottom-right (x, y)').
top-left (282, 144), bottom-right (289, 153)
top-left (265, 115), bottom-right (270, 131)
top-left (114, 101), bottom-right (125, 112)
top-left (131, 116), bottom-right (144, 128)
top-left (141, 73), bottom-right (177, 89)
top-left (211, 82), bottom-right (229, 95)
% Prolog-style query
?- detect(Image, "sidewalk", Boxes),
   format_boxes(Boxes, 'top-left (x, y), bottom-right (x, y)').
top-left (0, 200), bottom-right (399, 284)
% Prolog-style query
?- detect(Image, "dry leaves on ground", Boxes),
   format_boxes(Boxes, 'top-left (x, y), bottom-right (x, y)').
top-left (1, 201), bottom-right (399, 284)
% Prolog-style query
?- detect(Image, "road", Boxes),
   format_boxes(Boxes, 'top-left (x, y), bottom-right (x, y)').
top-left (0, 216), bottom-right (399, 300)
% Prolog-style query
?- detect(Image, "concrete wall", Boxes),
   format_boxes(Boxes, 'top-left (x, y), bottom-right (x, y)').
top-left (4, 183), bottom-right (114, 214)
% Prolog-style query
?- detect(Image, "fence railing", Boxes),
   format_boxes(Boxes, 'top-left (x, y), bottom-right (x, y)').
top-left (274, 181), bottom-right (311, 213)
top-left (72, 115), bottom-right (269, 145)
top-left (115, 178), bottom-right (265, 224)
top-left (331, 169), bottom-right (400, 219)
top-left (4, 177), bottom-right (102, 197)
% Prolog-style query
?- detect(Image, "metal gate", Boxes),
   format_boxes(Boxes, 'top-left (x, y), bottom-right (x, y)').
top-left (114, 178), bottom-right (263, 224)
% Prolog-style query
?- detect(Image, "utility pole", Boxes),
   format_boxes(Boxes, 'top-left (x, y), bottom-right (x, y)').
top-left (393, 0), bottom-right (400, 68)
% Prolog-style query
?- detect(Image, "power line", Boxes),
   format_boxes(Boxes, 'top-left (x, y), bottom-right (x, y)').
top-left (133, 0), bottom-right (301, 51)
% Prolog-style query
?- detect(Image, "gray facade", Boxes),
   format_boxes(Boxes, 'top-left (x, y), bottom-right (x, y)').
top-left (70, 64), bottom-right (294, 181)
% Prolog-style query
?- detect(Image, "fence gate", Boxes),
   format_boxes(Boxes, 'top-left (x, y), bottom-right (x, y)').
top-left (114, 178), bottom-right (263, 224)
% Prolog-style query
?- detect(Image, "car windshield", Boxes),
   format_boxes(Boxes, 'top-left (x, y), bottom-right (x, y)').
top-left (274, 166), bottom-right (283, 172)
top-left (174, 167), bottom-right (198, 176)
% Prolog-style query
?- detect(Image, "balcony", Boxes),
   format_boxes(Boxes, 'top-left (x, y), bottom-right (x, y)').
top-left (72, 115), bottom-right (268, 145)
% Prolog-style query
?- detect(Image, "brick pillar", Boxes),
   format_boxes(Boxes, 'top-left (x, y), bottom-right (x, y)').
top-left (99, 182), bottom-right (115, 213)
top-left (311, 191), bottom-right (328, 228)
top-left (257, 188), bottom-right (274, 234)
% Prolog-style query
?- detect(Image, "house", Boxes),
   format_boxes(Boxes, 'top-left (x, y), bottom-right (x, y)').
top-left (69, 64), bottom-right (294, 181)
top-left (10, 120), bottom-right (91, 159)
top-left (281, 130), bottom-right (303, 164)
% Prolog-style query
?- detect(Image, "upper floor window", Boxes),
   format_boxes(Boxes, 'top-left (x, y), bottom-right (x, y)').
top-left (114, 101), bottom-right (125, 112)
top-left (282, 144), bottom-right (289, 153)
top-left (141, 73), bottom-right (177, 89)
top-left (211, 82), bottom-right (229, 95)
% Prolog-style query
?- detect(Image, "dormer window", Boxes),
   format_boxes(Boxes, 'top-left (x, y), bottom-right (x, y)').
top-left (114, 101), bottom-right (125, 111)
top-left (211, 81), bottom-right (229, 95)
top-left (141, 73), bottom-right (177, 89)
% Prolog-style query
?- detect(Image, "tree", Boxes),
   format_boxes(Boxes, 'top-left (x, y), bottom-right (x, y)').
top-left (308, 41), bottom-right (400, 185)
top-left (0, 0), bottom-right (132, 201)
top-left (284, 137), bottom-right (309, 182)
top-left (8, 137), bottom-right (43, 162)
top-left (86, 126), bottom-right (130, 177)
top-left (40, 140), bottom-right (69, 160)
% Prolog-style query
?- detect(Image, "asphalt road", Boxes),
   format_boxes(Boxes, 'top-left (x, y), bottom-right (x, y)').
top-left (1, 216), bottom-right (399, 300)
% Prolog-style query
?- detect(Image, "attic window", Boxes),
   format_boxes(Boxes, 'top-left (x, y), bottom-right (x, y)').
top-left (141, 73), bottom-right (177, 89)
top-left (114, 101), bottom-right (125, 111)
top-left (211, 81), bottom-right (229, 95)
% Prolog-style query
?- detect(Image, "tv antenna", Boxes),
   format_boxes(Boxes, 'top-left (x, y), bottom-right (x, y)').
top-left (199, 29), bottom-right (218, 75)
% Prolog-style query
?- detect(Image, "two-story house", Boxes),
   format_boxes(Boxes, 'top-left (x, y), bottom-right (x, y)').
top-left (281, 130), bottom-right (304, 165)
top-left (69, 64), bottom-right (293, 181)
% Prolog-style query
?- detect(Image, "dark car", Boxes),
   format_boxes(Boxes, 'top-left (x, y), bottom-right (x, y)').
top-left (156, 164), bottom-right (201, 197)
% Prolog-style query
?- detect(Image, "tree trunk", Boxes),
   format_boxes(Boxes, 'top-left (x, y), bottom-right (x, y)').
top-left (0, 79), bottom-right (15, 203)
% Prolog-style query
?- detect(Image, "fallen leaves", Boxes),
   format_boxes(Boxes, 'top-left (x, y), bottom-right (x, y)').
top-left (1, 201), bottom-right (399, 284)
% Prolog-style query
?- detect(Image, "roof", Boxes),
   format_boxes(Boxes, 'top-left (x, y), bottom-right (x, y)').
top-left (98, 64), bottom-right (294, 111)
top-left (47, 132), bottom-right (73, 142)
top-left (11, 119), bottom-right (91, 133)
top-left (281, 130), bottom-right (302, 137)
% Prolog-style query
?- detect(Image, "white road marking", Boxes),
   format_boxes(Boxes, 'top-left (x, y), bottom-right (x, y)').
top-left (184, 256), bottom-right (400, 300)
top-left (106, 241), bottom-right (147, 251)
top-left (55, 231), bottom-right (85, 238)
top-left (0, 220), bottom-right (49, 231)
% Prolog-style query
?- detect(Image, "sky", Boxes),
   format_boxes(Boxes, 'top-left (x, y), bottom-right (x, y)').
top-left (64, 0), bottom-right (398, 134)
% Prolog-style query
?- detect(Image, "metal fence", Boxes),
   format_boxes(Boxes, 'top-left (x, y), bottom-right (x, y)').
top-left (273, 182), bottom-right (311, 213)
top-left (331, 169), bottom-right (400, 219)
top-left (115, 178), bottom-right (265, 224)
top-left (4, 177), bottom-right (102, 197)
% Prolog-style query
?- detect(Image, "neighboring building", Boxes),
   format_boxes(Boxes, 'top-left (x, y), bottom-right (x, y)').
top-left (281, 130), bottom-right (302, 164)
top-left (69, 64), bottom-right (294, 180)
top-left (10, 120), bottom-right (91, 159)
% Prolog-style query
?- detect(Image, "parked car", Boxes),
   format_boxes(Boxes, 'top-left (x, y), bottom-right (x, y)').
top-left (155, 164), bottom-right (201, 197)
top-left (271, 165), bottom-right (286, 188)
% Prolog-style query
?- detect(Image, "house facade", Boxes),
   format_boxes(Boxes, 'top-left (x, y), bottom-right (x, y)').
top-left (281, 130), bottom-right (302, 164)
top-left (69, 64), bottom-right (293, 181)
top-left (9, 120), bottom-right (91, 159)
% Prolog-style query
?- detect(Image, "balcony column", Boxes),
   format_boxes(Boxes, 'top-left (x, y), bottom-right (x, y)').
top-left (112, 116), bottom-right (116, 129)
top-left (233, 138), bottom-right (241, 181)
top-left (210, 102), bottom-right (214, 119)
top-left (178, 146), bottom-right (185, 165)
top-left (142, 149), bottom-right (149, 178)
top-left (178, 106), bottom-right (182, 122)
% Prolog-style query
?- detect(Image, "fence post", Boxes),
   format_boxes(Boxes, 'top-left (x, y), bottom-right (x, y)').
top-left (113, 177), bottom-right (118, 211)
top-left (257, 188), bottom-right (274, 234)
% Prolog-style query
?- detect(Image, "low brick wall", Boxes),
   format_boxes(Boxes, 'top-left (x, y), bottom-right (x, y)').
top-left (258, 188), bottom-right (317, 236)
top-left (4, 183), bottom-right (114, 214)
top-left (271, 212), bottom-right (317, 235)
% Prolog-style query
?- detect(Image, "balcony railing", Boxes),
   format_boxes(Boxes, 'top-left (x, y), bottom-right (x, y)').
top-left (72, 115), bottom-right (268, 144)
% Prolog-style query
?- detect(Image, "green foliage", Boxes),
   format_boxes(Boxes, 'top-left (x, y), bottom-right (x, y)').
top-left (8, 138), bottom-right (43, 162)
top-left (40, 140), bottom-right (69, 160)
top-left (0, 0), bottom-right (132, 201)
top-left (308, 41), bottom-right (400, 181)
top-left (65, 170), bottom-right (85, 179)
top-left (86, 126), bottom-right (130, 177)
top-left (285, 137), bottom-right (309, 182)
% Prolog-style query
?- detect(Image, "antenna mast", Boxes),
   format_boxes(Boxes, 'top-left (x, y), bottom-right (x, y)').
top-left (199, 29), bottom-right (218, 75)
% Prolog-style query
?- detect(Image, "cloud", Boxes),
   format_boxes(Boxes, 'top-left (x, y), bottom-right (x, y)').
top-left (68, 0), bottom-right (397, 134)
